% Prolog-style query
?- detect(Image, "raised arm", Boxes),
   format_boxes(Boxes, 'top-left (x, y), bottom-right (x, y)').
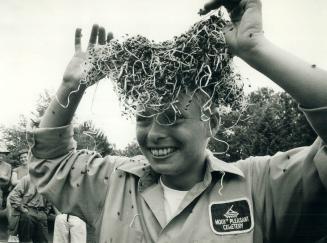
top-left (40, 24), bottom-right (112, 128)
top-left (201, 0), bottom-right (327, 109)
top-left (28, 25), bottom-right (117, 225)
top-left (202, 1), bottom-right (327, 240)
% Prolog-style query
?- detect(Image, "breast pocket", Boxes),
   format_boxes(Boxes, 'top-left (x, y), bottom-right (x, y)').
top-left (105, 218), bottom-right (144, 243)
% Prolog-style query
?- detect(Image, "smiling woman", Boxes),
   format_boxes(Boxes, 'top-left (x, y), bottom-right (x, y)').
top-left (15, 0), bottom-right (327, 242)
top-left (136, 91), bottom-right (215, 190)
top-left (1, 0), bottom-right (327, 149)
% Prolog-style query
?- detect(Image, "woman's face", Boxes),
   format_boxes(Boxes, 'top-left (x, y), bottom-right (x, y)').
top-left (136, 93), bottom-right (211, 180)
top-left (19, 152), bottom-right (28, 165)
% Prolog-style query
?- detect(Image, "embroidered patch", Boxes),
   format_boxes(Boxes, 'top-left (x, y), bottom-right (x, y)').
top-left (209, 198), bottom-right (254, 235)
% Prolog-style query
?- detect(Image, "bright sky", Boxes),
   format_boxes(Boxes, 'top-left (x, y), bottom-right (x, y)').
top-left (1, 0), bottom-right (327, 148)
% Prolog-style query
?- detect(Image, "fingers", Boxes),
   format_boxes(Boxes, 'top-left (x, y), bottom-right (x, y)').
top-left (107, 32), bottom-right (114, 43)
top-left (75, 28), bottom-right (82, 53)
top-left (229, 4), bottom-right (244, 22)
top-left (199, 0), bottom-right (221, 15)
top-left (88, 24), bottom-right (99, 49)
top-left (222, 0), bottom-right (241, 12)
top-left (222, 21), bottom-right (233, 34)
top-left (98, 27), bottom-right (106, 45)
top-left (72, 24), bottom-right (112, 53)
top-left (88, 25), bottom-right (111, 48)
top-left (199, 0), bottom-right (241, 15)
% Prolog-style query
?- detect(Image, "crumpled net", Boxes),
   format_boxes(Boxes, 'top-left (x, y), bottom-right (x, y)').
top-left (81, 11), bottom-right (246, 125)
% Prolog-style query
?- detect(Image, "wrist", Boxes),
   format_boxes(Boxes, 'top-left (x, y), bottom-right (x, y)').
top-left (61, 79), bottom-right (87, 93)
top-left (237, 34), bottom-right (269, 62)
top-left (19, 205), bottom-right (27, 212)
top-left (57, 80), bottom-right (87, 102)
top-left (50, 80), bottom-right (86, 113)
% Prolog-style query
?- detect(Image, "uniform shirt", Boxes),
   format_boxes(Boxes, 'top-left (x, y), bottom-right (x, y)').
top-left (160, 177), bottom-right (188, 222)
top-left (0, 160), bottom-right (12, 187)
top-left (12, 163), bottom-right (29, 180)
top-left (27, 106), bottom-right (327, 243)
top-left (9, 175), bottom-right (48, 211)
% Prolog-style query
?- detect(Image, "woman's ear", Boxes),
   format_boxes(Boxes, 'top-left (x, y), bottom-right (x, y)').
top-left (209, 107), bottom-right (221, 137)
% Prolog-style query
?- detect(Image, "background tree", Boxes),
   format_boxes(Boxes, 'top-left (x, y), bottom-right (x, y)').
top-left (32, 90), bottom-right (53, 118)
top-left (113, 141), bottom-right (142, 157)
top-left (0, 115), bottom-right (28, 165)
top-left (74, 120), bottom-right (114, 157)
top-left (0, 90), bottom-right (115, 165)
top-left (209, 88), bottom-right (316, 162)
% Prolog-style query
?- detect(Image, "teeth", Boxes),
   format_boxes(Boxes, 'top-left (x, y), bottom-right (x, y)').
top-left (150, 147), bottom-right (175, 157)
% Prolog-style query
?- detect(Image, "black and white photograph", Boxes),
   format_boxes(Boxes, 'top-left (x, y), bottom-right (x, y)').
top-left (1, 0), bottom-right (327, 242)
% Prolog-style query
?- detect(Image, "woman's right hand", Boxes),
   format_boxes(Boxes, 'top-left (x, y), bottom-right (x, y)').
top-left (62, 24), bottom-right (113, 89)
top-left (199, 0), bottom-right (264, 59)
top-left (20, 205), bottom-right (29, 214)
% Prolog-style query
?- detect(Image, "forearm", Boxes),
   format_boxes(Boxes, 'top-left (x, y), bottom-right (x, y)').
top-left (52, 206), bottom-right (61, 215)
top-left (10, 172), bottom-right (18, 186)
top-left (8, 190), bottom-right (23, 209)
top-left (241, 36), bottom-right (327, 108)
top-left (39, 82), bottom-right (86, 128)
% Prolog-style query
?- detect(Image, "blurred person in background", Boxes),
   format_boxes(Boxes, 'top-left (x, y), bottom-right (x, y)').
top-left (52, 207), bottom-right (87, 243)
top-left (11, 149), bottom-right (29, 187)
top-left (8, 175), bottom-right (50, 243)
top-left (0, 155), bottom-right (12, 210)
top-left (7, 149), bottom-right (30, 242)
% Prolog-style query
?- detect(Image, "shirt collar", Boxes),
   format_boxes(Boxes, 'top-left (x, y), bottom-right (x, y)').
top-left (117, 156), bottom-right (158, 192)
top-left (117, 155), bottom-right (151, 178)
top-left (205, 150), bottom-right (245, 178)
top-left (118, 150), bottom-right (244, 180)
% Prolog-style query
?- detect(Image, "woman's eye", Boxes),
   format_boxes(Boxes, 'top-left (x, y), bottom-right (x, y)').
top-left (176, 112), bottom-right (185, 120)
top-left (136, 116), bottom-right (152, 123)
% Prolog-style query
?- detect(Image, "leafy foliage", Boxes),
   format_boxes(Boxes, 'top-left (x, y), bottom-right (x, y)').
top-left (74, 120), bottom-right (114, 157)
top-left (209, 88), bottom-right (316, 162)
top-left (0, 116), bottom-right (28, 165)
top-left (0, 90), bottom-right (115, 164)
top-left (32, 90), bottom-right (53, 118)
top-left (113, 141), bottom-right (142, 157)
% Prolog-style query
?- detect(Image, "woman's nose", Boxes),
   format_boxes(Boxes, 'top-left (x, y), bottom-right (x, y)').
top-left (147, 120), bottom-right (168, 143)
